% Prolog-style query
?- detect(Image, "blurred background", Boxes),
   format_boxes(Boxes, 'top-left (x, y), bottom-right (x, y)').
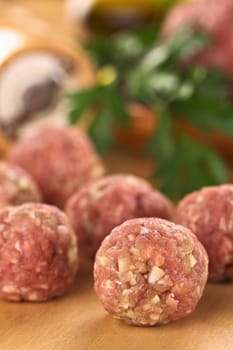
top-left (0, 0), bottom-right (232, 199)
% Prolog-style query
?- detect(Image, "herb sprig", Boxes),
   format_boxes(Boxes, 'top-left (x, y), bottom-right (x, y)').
top-left (68, 25), bottom-right (233, 198)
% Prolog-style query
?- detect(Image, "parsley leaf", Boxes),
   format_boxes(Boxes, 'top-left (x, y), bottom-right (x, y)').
top-left (68, 24), bottom-right (232, 198)
top-left (88, 109), bottom-right (114, 155)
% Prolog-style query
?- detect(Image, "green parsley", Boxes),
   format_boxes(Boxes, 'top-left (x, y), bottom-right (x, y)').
top-left (68, 25), bottom-right (233, 198)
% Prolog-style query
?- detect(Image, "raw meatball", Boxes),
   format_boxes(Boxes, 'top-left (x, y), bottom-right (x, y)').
top-left (94, 218), bottom-right (208, 326)
top-left (66, 174), bottom-right (174, 257)
top-left (163, 0), bottom-right (233, 79)
top-left (0, 161), bottom-right (41, 207)
top-left (6, 126), bottom-right (105, 208)
top-left (0, 203), bottom-right (78, 301)
top-left (175, 184), bottom-right (233, 282)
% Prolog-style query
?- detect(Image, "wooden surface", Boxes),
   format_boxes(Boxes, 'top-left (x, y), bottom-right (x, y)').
top-left (0, 151), bottom-right (232, 350)
top-left (0, 263), bottom-right (232, 350)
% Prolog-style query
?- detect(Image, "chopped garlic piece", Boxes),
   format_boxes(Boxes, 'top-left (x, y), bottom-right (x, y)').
top-left (126, 309), bottom-right (135, 319)
top-left (68, 246), bottom-right (77, 263)
top-left (148, 266), bottom-right (165, 284)
top-left (150, 313), bottom-right (160, 322)
top-left (140, 227), bottom-right (150, 235)
top-left (152, 295), bottom-right (160, 304)
top-left (189, 254), bottom-right (197, 268)
top-left (130, 247), bottom-right (140, 256)
top-left (89, 185), bottom-right (105, 201)
top-left (99, 256), bottom-right (109, 266)
top-left (127, 271), bottom-right (137, 285)
top-left (118, 257), bottom-right (129, 273)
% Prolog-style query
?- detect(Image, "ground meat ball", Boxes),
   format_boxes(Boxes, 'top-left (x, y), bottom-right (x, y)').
top-left (0, 162), bottom-right (41, 207)
top-left (94, 218), bottom-right (208, 326)
top-left (66, 174), bottom-right (174, 258)
top-left (162, 0), bottom-right (233, 79)
top-left (6, 126), bottom-right (105, 208)
top-left (0, 203), bottom-right (78, 301)
top-left (175, 184), bottom-right (233, 282)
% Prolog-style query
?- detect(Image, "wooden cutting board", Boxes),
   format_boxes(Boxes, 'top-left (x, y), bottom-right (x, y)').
top-left (0, 151), bottom-right (232, 350)
top-left (0, 262), bottom-right (232, 350)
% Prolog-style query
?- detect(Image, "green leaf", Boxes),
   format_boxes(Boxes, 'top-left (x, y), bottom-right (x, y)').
top-left (146, 105), bottom-right (174, 157)
top-left (128, 68), bottom-right (182, 104)
top-left (173, 95), bottom-right (233, 136)
top-left (141, 25), bottom-right (210, 72)
top-left (141, 45), bottom-right (170, 71)
top-left (147, 71), bottom-right (180, 97)
top-left (67, 86), bottom-right (104, 124)
top-left (152, 153), bottom-right (183, 198)
top-left (113, 34), bottom-right (145, 61)
top-left (68, 93), bottom-right (95, 124)
top-left (174, 81), bottom-right (194, 100)
top-left (68, 108), bottom-right (83, 124)
top-left (106, 86), bottom-right (130, 126)
top-left (191, 68), bottom-right (230, 99)
top-left (88, 110), bottom-right (114, 155)
top-left (202, 148), bottom-right (228, 184)
top-left (132, 23), bottom-right (161, 47)
top-left (68, 85), bottom-right (124, 124)
top-left (68, 97), bottom-right (92, 124)
top-left (152, 135), bottom-right (228, 198)
top-left (85, 35), bottom-right (116, 67)
top-left (85, 24), bottom-right (159, 71)
top-left (68, 86), bottom-right (107, 105)
top-left (67, 24), bottom-right (231, 199)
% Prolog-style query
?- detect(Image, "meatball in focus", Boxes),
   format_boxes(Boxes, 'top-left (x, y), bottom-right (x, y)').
top-left (66, 174), bottom-right (174, 257)
top-left (94, 218), bottom-right (208, 326)
top-left (176, 184), bottom-right (233, 282)
top-left (0, 161), bottom-right (41, 207)
top-left (0, 203), bottom-right (78, 301)
top-left (6, 126), bottom-right (105, 208)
